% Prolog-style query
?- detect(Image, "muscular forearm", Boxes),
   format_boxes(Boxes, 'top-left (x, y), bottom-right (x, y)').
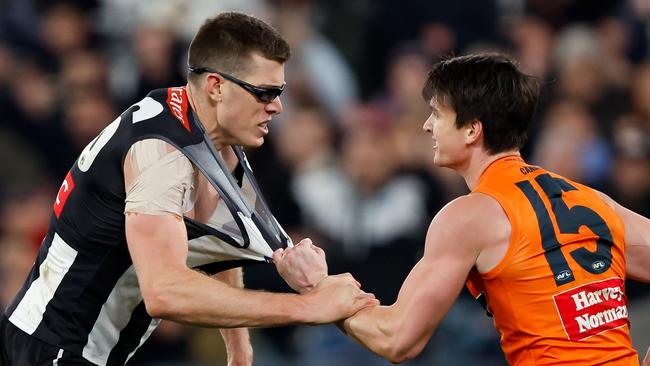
top-left (145, 268), bottom-right (308, 328)
top-left (341, 256), bottom-right (459, 363)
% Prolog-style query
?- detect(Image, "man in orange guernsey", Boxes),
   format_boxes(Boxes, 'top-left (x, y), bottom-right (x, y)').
top-left (274, 54), bottom-right (650, 365)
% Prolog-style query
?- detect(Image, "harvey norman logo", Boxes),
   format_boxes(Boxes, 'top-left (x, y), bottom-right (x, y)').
top-left (166, 87), bottom-right (191, 132)
top-left (553, 277), bottom-right (628, 341)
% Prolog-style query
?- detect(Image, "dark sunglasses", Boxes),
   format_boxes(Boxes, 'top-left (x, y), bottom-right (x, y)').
top-left (188, 66), bottom-right (285, 103)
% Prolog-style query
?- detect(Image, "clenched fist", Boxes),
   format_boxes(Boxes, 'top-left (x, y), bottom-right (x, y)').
top-left (273, 238), bottom-right (328, 293)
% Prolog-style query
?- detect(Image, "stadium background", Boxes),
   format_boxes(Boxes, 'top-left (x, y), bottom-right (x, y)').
top-left (0, 0), bottom-right (649, 365)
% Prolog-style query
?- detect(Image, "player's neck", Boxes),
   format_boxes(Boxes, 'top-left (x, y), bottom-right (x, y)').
top-left (459, 150), bottom-right (521, 190)
top-left (186, 83), bottom-right (227, 150)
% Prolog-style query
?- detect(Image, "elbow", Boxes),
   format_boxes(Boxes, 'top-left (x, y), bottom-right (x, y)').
top-left (142, 294), bottom-right (167, 319)
top-left (142, 286), bottom-right (170, 319)
top-left (386, 353), bottom-right (410, 364)
top-left (141, 280), bottom-right (182, 319)
top-left (363, 318), bottom-right (422, 363)
top-left (380, 331), bottom-right (427, 364)
top-left (139, 266), bottom-right (194, 320)
top-left (384, 344), bottom-right (420, 364)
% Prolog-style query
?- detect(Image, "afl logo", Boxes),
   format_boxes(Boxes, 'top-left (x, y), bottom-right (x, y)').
top-left (592, 261), bottom-right (606, 270)
top-left (556, 270), bottom-right (572, 281)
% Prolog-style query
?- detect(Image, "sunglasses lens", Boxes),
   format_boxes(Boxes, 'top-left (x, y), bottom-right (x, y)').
top-left (259, 89), bottom-right (282, 103)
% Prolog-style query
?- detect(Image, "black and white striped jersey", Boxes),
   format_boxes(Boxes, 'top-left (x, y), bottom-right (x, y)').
top-left (5, 87), bottom-right (291, 365)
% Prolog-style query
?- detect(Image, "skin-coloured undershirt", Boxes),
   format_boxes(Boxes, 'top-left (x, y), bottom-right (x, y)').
top-left (123, 139), bottom-right (195, 217)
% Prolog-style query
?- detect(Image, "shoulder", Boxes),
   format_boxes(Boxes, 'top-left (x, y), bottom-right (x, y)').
top-left (425, 193), bottom-right (510, 256)
top-left (592, 189), bottom-right (618, 211)
top-left (124, 139), bottom-right (194, 186)
top-left (432, 193), bottom-right (507, 227)
top-left (128, 139), bottom-right (191, 167)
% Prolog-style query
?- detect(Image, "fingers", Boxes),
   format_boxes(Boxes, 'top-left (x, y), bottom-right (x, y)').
top-left (272, 248), bottom-right (284, 264)
top-left (306, 277), bottom-right (379, 323)
top-left (350, 292), bottom-right (380, 314)
top-left (313, 245), bottom-right (326, 258)
top-left (274, 240), bottom-right (329, 293)
top-left (329, 273), bottom-right (361, 288)
top-left (297, 238), bottom-right (326, 256)
top-left (360, 296), bottom-right (380, 307)
top-left (296, 238), bottom-right (312, 246)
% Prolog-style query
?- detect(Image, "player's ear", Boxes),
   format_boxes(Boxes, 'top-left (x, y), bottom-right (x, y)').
top-left (205, 74), bottom-right (224, 103)
top-left (465, 119), bottom-right (483, 145)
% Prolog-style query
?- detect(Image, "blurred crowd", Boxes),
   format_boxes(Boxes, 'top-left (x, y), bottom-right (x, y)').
top-left (1, 0), bottom-right (650, 365)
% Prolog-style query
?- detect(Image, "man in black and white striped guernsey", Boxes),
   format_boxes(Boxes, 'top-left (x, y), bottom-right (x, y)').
top-left (0, 12), bottom-right (377, 366)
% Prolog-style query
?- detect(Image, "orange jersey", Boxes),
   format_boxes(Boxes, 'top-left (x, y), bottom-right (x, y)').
top-left (466, 156), bottom-right (638, 365)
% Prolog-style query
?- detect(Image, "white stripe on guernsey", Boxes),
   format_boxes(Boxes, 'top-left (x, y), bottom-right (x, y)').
top-left (124, 319), bottom-right (160, 364)
top-left (9, 233), bottom-right (78, 335)
top-left (82, 266), bottom-right (142, 366)
top-left (53, 348), bottom-right (64, 365)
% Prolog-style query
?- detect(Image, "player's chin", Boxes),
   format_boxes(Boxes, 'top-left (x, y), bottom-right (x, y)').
top-left (432, 152), bottom-right (442, 166)
top-left (432, 153), bottom-right (449, 168)
top-left (241, 134), bottom-right (265, 148)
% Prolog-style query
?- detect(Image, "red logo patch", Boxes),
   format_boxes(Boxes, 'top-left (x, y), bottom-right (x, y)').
top-left (553, 277), bottom-right (629, 341)
top-left (53, 171), bottom-right (75, 218)
top-left (166, 87), bottom-right (191, 132)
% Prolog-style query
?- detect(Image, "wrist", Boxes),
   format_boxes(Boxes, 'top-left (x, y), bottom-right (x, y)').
top-left (292, 293), bottom-right (316, 324)
top-left (299, 274), bottom-right (328, 294)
